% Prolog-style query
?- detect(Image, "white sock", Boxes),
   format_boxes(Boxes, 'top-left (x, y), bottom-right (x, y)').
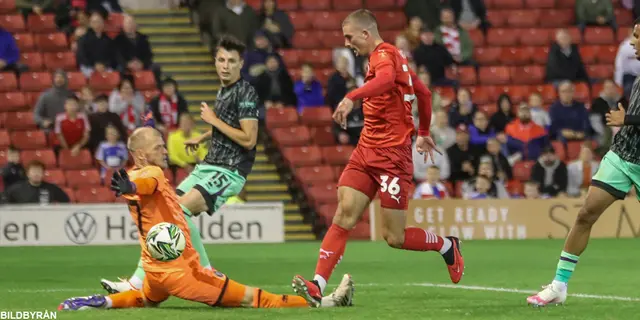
top-left (128, 276), bottom-right (143, 290)
top-left (313, 275), bottom-right (327, 294)
top-left (439, 237), bottom-right (452, 255)
top-left (104, 296), bottom-right (113, 308)
top-left (551, 280), bottom-right (567, 291)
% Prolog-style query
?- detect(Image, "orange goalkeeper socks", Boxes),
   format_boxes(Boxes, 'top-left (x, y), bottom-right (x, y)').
top-left (252, 288), bottom-right (309, 308)
top-left (108, 290), bottom-right (145, 308)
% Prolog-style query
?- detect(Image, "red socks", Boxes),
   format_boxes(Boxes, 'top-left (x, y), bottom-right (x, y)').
top-left (314, 224), bottom-right (350, 284)
top-left (402, 227), bottom-right (444, 251)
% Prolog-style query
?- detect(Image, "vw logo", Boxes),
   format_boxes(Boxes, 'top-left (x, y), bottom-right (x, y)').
top-left (65, 212), bottom-right (97, 245)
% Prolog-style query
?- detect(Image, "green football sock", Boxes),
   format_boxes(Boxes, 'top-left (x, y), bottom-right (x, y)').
top-left (554, 251), bottom-right (580, 283)
top-left (128, 259), bottom-right (145, 289)
top-left (186, 212), bottom-right (212, 269)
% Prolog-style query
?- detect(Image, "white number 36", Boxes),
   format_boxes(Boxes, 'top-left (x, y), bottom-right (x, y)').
top-left (380, 175), bottom-right (401, 195)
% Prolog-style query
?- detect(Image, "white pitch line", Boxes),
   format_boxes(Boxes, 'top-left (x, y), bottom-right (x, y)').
top-left (6, 283), bottom-right (640, 302)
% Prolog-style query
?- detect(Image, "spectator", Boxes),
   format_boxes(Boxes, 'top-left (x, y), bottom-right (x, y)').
top-left (448, 88), bottom-right (477, 127)
top-left (79, 85), bottom-right (96, 112)
top-left (591, 79), bottom-right (623, 150)
top-left (149, 77), bottom-right (188, 133)
top-left (355, 58), bottom-right (368, 87)
top-left (469, 111), bottom-right (495, 149)
top-left (86, 0), bottom-right (123, 14)
top-left (523, 180), bottom-right (548, 199)
top-left (109, 77), bottom-right (146, 132)
top-left (549, 81), bottom-right (591, 141)
top-left (615, 28), bottom-right (640, 97)
top-left (567, 144), bottom-right (599, 197)
top-left (53, 1), bottom-right (86, 35)
top-left (489, 94), bottom-right (514, 133)
top-left (0, 27), bottom-right (19, 74)
top-left (258, 0), bottom-right (294, 49)
top-left (449, 0), bottom-right (489, 32)
top-left (333, 79), bottom-right (363, 146)
top-left (413, 166), bottom-right (449, 199)
top-left (576, 0), bottom-right (616, 33)
top-left (402, 16), bottom-right (424, 51)
top-left (88, 94), bottom-right (127, 152)
top-left (413, 30), bottom-right (455, 86)
top-left (252, 54), bottom-right (296, 109)
top-left (95, 125), bottom-right (128, 181)
top-left (16, 0), bottom-right (54, 19)
top-left (326, 55), bottom-right (353, 109)
top-left (168, 113), bottom-right (208, 173)
top-left (434, 7), bottom-right (474, 65)
top-left (212, 0), bottom-right (259, 47)
top-left (54, 95), bottom-right (90, 156)
top-left (77, 11), bottom-right (117, 77)
top-left (414, 139), bottom-right (450, 181)
top-left (3, 161), bottom-right (69, 204)
top-left (531, 146), bottom-right (568, 197)
top-left (430, 110), bottom-right (456, 149)
top-left (1, 146), bottom-right (25, 190)
top-left (418, 71), bottom-right (449, 112)
top-left (447, 123), bottom-right (479, 183)
top-left (241, 31), bottom-right (283, 82)
top-left (464, 175), bottom-right (494, 199)
top-left (114, 15), bottom-right (155, 75)
top-left (294, 63), bottom-right (325, 112)
top-left (475, 138), bottom-right (512, 181)
top-left (404, 0), bottom-right (445, 30)
top-left (545, 29), bottom-right (589, 84)
top-left (462, 160), bottom-right (509, 198)
top-left (395, 35), bottom-right (413, 62)
top-left (528, 92), bottom-right (551, 128)
top-left (505, 104), bottom-right (549, 161)
top-left (34, 69), bottom-right (73, 130)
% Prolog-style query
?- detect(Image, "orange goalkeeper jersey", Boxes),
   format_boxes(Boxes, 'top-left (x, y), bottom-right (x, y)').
top-left (123, 166), bottom-right (199, 273)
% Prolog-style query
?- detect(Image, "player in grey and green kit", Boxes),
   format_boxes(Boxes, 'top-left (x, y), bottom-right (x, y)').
top-left (100, 35), bottom-right (259, 293)
top-left (527, 20), bottom-right (640, 307)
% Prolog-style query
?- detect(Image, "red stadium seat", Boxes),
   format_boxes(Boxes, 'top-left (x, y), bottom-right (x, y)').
top-left (486, 10), bottom-right (508, 28)
top-left (11, 130), bottom-right (46, 149)
top-left (317, 203), bottom-right (337, 225)
top-left (313, 11), bottom-right (350, 30)
top-left (0, 72), bottom-right (17, 91)
top-left (289, 12), bottom-right (311, 30)
top-left (499, 47), bottom-right (532, 65)
top-left (19, 72), bottom-right (52, 92)
top-left (0, 149), bottom-right (6, 166)
top-left (333, 0), bottom-right (361, 10)
top-left (513, 160), bottom-right (535, 181)
top-left (43, 52), bottom-right (76, 71)
top-left (266, 107), bottom-right (299, 129)
top-left (556, 0), bottom-right (576, 8)
top-left (566, 141), bottom-right (591, 161)
top-left (584, 27), bottom-right (615, 45)
top-left (282, 145), bottom-right (323, 167)
top-left (27, 14), bottom-right (57, 33)
top-left (75, 187), bottom-right (115, 203)
top-left (374, 11), bottom-right (406, 30)
top-left (510, 65), bottom-right (544, 85)
top-left (457, 66), bottom-right (477, 85)
top-left (478, 103), bottom-right (498, 116)
top-left (615, 9), bottom-right (634, 26)
top-left (302, 49), bottom-right (333, 68)
top-left (588, 64), bottom-right (614, 79)
top-left (307, 183), bottom-right (337, 206)
top-left (486, 28), bottom-right (520, 46)
top-left (502, 85), bottom-right (530, 103)
top-left (597, 45), bottom-right (618, 64)
top-left (281, 49), bottom-right (301, 69)
top-left (574, 82), bottom-right (590, 102)
top-left (246, 0), bottom-right (260, 9)
top-left (58, 149), bottom-right (93, 169)
top-left (4, 111), bottom-right (36, 130)
top-left (479, 67), bottom-right (510, 85)
top-left (321, 145), bottom-right (354, 165)
top-left (34, 33), bottom-right (68, 52)
top-left (467, 29), bottom-right (485, 46)
top-left (292, 31), bottom-right (320, 49)
top-left (162, 168), bottom-right (174, 185)
top-left (473, 47), bottom-right (502, 65)
top-left (0, 14), bottom-right (24, 32)
top-left (65, 169), bottom-right (101, 188)
top-left (319, 31), bottom-right (345, 48)
top-left (21, 149), bottom-right (56, 168)
top-left (506, 179), bottom-right (524, 196)
top-left (271, 126), bottom-right (312, 147)
top-left (295, 166), bottom-right (336, 185)
top-left (316, 68), bottom-right (333, 85)
top-left (507, 10), bottom-right (540, 28)
top-left (0, 0), bottom-right (16, 13)
top-left (567, 27), bottom-right (583, 44)
top-left (525, 0), bottom-right (555, 8)
top-left (62, 187), bottom-right (75, 202)
top-left (24, 92), bottom-right (38, 107)
top-left (310, 126), bottom-right (336, 146)
top-left (333, 165), bottom-right (345, 179)
top-left (0, 129), bottom-right (8, 149)
top-left (539, 10), bottom-right (574, 27)
top-left (579, 45), bottom-right (600, 64)
top-left (519, 29), bottom-right (551, 46)
top-left (133, 71), bottom-right (156, 91)
top-left (433, 86), bottom-right (456, 103)
top-left (530, 84), bottom-right (557, 104)
top-left (300, 0), bottom-right (330, 10)
top-left (0, 92), bottom-right (27, 111)
top-left (65, 71), bottom-right (87, 91)
top-left (175, 168), bottom-right (189, 185)
top-left (380, 30), bottom-right (401, 43)
top-left (13, 33), bottom-right (34, 51)
top-left (365, 0), bottom-right (395, 9)
top-left (105, 12), bottom-right (124, 31)
top-left (44, 169), bottom-right (66, 185)
top-left (89, 71), bottom-right (120, 91)
top-left (488, 0), bottom-right (523, 9)
top-left (468, 86), bottom-right (491, 105)
top-left (274, 0), bottom-right (298, 10)
top-left (300, 106), bottom-right (333, 126)
top-left (551, 140), bottom-right (567, 161)
top-left (20, 52), bottom-right (44, 71)
top-left (530, 46), bottom-right (550, 64)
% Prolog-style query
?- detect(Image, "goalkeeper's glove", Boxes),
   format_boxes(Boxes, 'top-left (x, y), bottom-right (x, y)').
top-left (110, 168), bottom-right (136, 196)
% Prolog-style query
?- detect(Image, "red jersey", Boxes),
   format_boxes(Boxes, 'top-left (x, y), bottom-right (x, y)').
top-left (346, 42), bottom-right (431, 148)
top-left (54, 112), bottom-right (90, 146)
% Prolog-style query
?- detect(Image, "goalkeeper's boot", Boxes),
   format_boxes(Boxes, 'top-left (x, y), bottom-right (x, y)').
top-left (527, 283), bottom-right (567, 307)
top-left (58, 295), bottom-right (107, 311)
top-left (320, 274), bottom-right (354, 307)
top-left (100, 278), bottom-right (135, 294)
top-left (292, 274), bottom-right (323, 308)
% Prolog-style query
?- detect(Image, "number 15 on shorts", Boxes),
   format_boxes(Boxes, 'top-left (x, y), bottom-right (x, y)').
top-left (380, 175), bottom-right (402, 203)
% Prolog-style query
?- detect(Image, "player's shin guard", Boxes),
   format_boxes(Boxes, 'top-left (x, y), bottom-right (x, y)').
top-left (314, 224), bottom-right (350, 293)
top-left (252, 288), bottom-right (309, 308)
top-left (108, 290), bottom-right (145, 308)
top-left (401, 227), bottom-right (446, 252)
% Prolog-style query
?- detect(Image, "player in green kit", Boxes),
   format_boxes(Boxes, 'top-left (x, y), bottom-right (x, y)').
top-left (527, 20), bottom-right (640, 306)
top-left (100, 35), bottom-right (260, 294)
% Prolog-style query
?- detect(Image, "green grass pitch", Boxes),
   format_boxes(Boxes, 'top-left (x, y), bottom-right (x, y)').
top-left (1, 239), bottom-right (639, 320)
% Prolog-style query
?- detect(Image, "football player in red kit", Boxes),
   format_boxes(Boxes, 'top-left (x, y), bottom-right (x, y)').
top-left (291, 9), bottom-right (465, 306)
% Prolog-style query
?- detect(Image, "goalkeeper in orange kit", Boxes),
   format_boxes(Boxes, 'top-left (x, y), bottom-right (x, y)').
top-left (58, 127), bottom-right (354, 311)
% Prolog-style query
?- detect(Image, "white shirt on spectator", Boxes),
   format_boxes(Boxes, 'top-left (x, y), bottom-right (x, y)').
top-left (413, 181), bottom-right (449, 199)
top-left (615, 37), bottom-right (640, 86)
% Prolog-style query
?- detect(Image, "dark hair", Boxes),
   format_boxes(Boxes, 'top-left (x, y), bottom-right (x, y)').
top-left (497, 93), bottom-right (513, 115)
top-left (27, 160), bottom-right (45, 170)
top-left (118, 76), bottom-right (136, 91)
top-left (66, 94), bottom-right (79, 102)
top-left (7, 145), bottom-right (18, 153)
top-left (216, 35), bottom-right (247, 57)
top-left (525, 180), bottom-right (540, 186)
top-left (162, 77), bottom-right (178, 88)
top-left (94, 94), bottom-right (108, 102)
top-left (634, 17), bottom-right (640, 26)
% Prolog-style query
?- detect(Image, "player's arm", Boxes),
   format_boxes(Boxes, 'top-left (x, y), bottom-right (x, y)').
top-left (111, 168), bottom-right (161, 196)
top-left (345, 53), bottom-right (396, 101)
top-left (200, 88), bottom-right (259, 150)
top-left (409, 68), bottom-right (433, 136)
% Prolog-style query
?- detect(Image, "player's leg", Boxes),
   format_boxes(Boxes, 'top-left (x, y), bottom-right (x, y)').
top-left (527, 151), bottom-right (628, 306)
